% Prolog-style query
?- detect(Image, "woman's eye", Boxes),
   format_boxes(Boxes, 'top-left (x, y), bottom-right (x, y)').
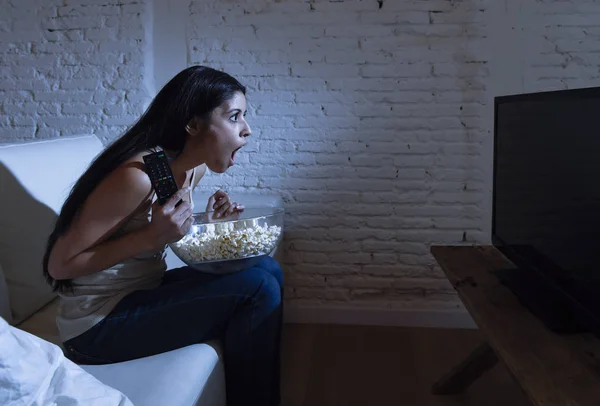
top-left (230, 113), bottom-right (239, 122)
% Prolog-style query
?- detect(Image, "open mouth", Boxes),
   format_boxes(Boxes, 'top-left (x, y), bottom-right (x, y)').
top-left (231, 145), bottom-right (243, 163)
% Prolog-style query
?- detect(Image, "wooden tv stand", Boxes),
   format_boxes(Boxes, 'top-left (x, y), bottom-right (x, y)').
top-left (430, 245), bottom-right (600, 406)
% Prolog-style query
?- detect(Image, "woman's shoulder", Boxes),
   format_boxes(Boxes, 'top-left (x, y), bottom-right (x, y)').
top-left (126, 150), bottom-right (153, 165)
top-left (102, 152), bottom-right (153, 198)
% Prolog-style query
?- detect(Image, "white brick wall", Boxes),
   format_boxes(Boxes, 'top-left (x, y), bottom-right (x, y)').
top-left (524, 0), bottom-right (600, 92)
top-left (0, 0), bottom-right (152, 143)
top-left (189, 0), bottom-right (492, 311)
top-left (2, 0), bottom-right (600, 323)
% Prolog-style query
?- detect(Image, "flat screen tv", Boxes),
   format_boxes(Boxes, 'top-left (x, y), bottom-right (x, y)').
top-left (492, 86), bottom-right (600, 335)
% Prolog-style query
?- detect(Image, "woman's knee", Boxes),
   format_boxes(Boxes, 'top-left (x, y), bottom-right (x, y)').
top-left (255, 256), bottom-right (284, 290)
top-left (240, 266), bottom-right (282, 311)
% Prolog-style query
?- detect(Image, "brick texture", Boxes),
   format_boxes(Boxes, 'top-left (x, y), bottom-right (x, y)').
top-left (1, 0), bottom-right (599, 313)
top-left (189, 0), bottom-right (492, 309)
top-left (524, 0), bottom-right (600, 92)
top-left (0, 0), bottom-right (152, 143)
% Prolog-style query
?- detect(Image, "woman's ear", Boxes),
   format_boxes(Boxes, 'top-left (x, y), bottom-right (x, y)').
top-left (185, 117), bottom-right (202, 137)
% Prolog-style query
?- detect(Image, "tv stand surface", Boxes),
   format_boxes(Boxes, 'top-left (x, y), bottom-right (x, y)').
top-left (431, 245), bottom-right (600, 406)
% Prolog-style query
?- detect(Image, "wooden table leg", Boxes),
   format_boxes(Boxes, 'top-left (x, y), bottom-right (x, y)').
top-left (432, 342), bottom-right (498, 395)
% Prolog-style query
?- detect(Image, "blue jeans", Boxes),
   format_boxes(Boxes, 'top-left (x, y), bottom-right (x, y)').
top-left (64, 256), bottom-right (283, 406)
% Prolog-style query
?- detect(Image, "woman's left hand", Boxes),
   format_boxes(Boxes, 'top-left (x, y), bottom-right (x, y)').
top-left (206, 189), bottom-right (245, 219)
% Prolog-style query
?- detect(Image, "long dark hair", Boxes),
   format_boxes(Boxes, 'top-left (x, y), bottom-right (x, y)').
top-left (43, 66), bottom-right (246, 292)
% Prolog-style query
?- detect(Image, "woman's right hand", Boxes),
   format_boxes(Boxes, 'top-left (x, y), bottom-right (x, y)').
top-left (147, 187), bottom-right (194, 249)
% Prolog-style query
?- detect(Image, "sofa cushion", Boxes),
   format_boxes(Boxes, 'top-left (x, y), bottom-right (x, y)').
top-left (0, 316), bottom-right (133, 406)
top-left (81, 342), bottom-right (226, 406)
top-left (16, 297), bottom-right (61, 347)
top-left (0, 135), bottom-right (104, 324)
top-left (0, 263), bottom-right (11, 324)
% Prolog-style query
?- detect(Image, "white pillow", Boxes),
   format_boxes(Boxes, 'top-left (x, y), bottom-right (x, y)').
top-left (0, 316), bottom-right (134, 406)
top-left (0, 263), bottom-right (11, 324)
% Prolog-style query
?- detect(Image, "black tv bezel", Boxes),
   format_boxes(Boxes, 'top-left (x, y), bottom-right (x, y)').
top-left (491, 86), bottom-right (600, 336)
top-left (492, 85), bottom-right (600, 256)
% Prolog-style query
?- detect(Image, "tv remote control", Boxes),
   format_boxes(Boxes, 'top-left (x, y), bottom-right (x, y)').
top-left (143, 151), bottom-right (180, 206)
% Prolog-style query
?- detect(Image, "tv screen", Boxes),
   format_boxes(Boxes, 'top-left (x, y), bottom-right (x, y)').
top-left (493, 87), bottom-right (600, 281)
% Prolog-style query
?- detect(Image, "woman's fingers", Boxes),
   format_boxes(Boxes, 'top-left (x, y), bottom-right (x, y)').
top-left (206, 190), bottom-right (245, 219)
top-left (215, 200), bottom-right (230, 218)
top-left (213, 197), bottom-right (228, 211)
top-left (206, 189), bottom-right (228, 212)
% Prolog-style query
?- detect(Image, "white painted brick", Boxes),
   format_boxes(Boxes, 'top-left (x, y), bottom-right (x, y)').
top-left (256, 49), bottom-right (327, 64)
top-left (59, 4), bottom-right (122, 17)
top-left (2, 127), bottom-right (36, 140)
top-left (328, 253), bottom-right (373, 265)
top-left (121, 3), bottom-right (145, 15)
top-left (360, 63), bottom-right (431, 78)
top-left (292, 38), bottom-right (359, 53)
top-left (85, 28), bottom-right (118, 41)
top-left (107, 14), bottom-right (143, 30)
top-left (41, 116), bottom-right (87, 128)
top-left (400, 24), bottom-right (485, 38)
top-left (13, 54), bottom-right (59, 69)
top-left (552, 39), bottom-right (600, 53)
top-left (33, 41), bottom-right (97, 54)
top-left (191, 25), bottom-right (256, 40)
top-left (336, 204), bottom-right (395, 216)
top-left (59, 79), bottom-right (102, 90)
top-left (257, 77), bottom-right (327, 91)
top-left (291, 62), bottom-right (360, 78)
top-left (290, 240), bottom-right (361, 253)
top-left (325, 25), bottom-right (393, 38)
top-left (12, 117), bottom-right (36, 127)
top-left (65, 30), bottom-right (85, 41)
top-left (255, 26), bottom-right (325, 40)
top-left (294, 116), bottom-right (359, 129)
top-left (286, 274), bottom-right (327, 288)
top-left (0, 79), bottom-right (49, 91)
top-left (99, 41), bottom-right (137, 53)
top-left (3, 102), bottom-right (56, 116)
top-left (361, 265), bottom-right (435, 278)
top-left (43, 16), bottom-right (104, 31)
top-left (381, 1), bottom-right (456, 13)
top-left (2, 0), bottom-right (593, 313)
top-left (0, 20), bottom-right (10, 32)
top-left (428, 9), bottom-right (487, 24)
top-left (62, 104), bottom-right (100, 114)
top-left (94, 91), bottom-right (125, 103)
top-left (359, 11), bottom-right (430, 24)
top-left (117, 27), bottom-right (145, 40)
top-left (0, 29), bottom-right (42, 42)
top-left (103, 116), bottom-right (138, 126)
top-left (535, 14), bottom-right (600, 27)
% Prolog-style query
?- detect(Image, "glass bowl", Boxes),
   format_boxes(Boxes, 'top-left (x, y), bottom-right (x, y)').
top-left (169, 207), bottom-right (284, 274)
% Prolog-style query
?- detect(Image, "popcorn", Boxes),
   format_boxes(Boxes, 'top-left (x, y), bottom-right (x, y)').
top-left (172, 223), bottom-right (282, 263)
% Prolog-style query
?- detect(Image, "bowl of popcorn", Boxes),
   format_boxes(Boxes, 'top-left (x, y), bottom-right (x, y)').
top-left (169, 207), bottom-right (284, 274)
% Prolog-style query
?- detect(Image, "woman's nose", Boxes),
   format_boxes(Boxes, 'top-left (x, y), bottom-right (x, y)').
top-left (243, 122), bottom-right (251, 137)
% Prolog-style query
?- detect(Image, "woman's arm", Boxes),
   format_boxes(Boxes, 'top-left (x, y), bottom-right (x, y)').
top-left (48, 162), bottom-right (193, 280)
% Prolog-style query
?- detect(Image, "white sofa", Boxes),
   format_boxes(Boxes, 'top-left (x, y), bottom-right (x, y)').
top-left (0, 135), bottom-right (284, 406)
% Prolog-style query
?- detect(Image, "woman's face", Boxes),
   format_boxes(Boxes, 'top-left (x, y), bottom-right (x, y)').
top-left (187, 91), bottom-right (251, 173)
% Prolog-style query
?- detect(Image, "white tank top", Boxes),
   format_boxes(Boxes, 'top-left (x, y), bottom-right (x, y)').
top-left (56, 158), bottom-right (195, 343)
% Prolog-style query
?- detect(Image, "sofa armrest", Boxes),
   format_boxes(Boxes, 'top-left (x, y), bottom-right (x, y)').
top-left (81, 343), bottom-right (226, 406)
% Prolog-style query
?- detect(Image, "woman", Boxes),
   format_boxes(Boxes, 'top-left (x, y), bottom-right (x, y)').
top-left (42, 66), bottom-right (283, 406)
